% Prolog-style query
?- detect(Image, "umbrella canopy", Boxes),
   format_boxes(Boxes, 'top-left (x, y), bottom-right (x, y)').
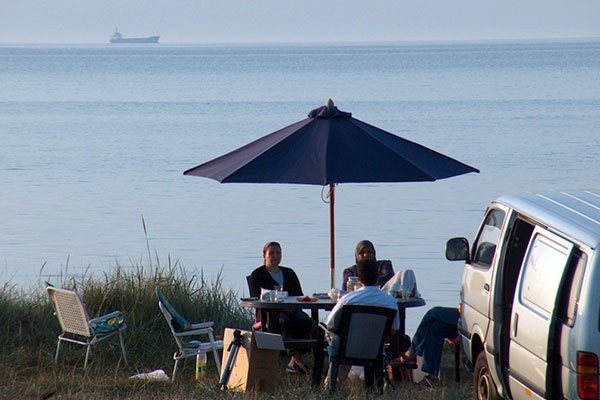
top-left (184, 100), bottom-right (479, 287)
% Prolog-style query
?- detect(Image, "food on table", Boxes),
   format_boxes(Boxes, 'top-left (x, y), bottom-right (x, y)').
top-left (296, 296), bottom-right (318, 302)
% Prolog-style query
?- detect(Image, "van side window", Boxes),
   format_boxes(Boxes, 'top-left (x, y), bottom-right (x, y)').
top-left (472, 209), bottom-right (505, 267)
top-left (557, 251), bottom-right (587, 327)
top-left (519, 233), bottom-right (572, 317)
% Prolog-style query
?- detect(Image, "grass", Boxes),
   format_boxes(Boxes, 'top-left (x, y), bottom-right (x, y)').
top-left (0, 256), bottom-right (472, 399)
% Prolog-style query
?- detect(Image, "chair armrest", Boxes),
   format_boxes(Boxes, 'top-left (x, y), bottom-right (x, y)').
top-left (90, 310), bottom-right (122, 323)
top-left (191, 321), bottom-right (214, 329)
top-left (318, 322), bottom-right (330, 333)
top-left (318, 322), bottom-right (334, 344)
top-left (175, 327), bottom-right (213, 337)
top-left (319, 321), bottom-right (338, 335)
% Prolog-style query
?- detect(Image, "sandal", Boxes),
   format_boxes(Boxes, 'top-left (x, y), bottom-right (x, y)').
top-left (390, 354), bottom-right (417, 369)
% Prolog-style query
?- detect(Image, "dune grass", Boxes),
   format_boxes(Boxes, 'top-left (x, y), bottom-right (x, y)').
top-left (0, 257), bottom-right (472, 399)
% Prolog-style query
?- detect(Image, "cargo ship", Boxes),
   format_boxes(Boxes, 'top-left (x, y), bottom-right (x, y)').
top-left (109, 29), bottom-right (159, 44)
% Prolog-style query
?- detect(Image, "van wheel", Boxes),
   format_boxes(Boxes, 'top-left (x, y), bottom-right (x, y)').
top-left (474, 352), bottom-right (499, 400)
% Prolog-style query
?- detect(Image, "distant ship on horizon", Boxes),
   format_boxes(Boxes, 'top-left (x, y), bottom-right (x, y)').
top-left (109, 28), bottom-right (159, 44)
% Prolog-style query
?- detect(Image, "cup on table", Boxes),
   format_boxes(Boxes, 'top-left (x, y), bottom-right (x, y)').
top-left (273, 286), bottom-right (284, 301)
top-left (260, 288), bottom-right (276, 301)
top-left (328, 288), bottom-right (342, 302)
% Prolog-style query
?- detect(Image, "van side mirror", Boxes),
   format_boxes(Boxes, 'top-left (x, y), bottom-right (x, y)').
top-left (446, 237), bottom-right (470, 261)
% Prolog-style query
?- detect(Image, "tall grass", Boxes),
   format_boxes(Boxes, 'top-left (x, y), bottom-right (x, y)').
top-left (0, 256), bottom-right (253, 371)
top-left (0, 256), bottom-right (472, 399)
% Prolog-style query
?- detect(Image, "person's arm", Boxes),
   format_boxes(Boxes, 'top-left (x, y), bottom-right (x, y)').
top-left (342, 266), bottom-right (356, 291)
top-left (248, 268), bottom-right (263, 298)
top-left (377, 260), bottom-right (395, 287)
top-left (325, 301), bottom-right (343, 333)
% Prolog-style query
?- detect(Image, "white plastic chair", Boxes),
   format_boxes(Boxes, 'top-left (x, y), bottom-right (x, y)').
top-left (156, 288), bottom-right (224, 381)
top-left (47, 286), bottom-right (128, 369)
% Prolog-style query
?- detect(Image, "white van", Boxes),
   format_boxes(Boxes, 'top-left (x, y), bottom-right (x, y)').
top-left (446, 191), bottom-right (600, 400)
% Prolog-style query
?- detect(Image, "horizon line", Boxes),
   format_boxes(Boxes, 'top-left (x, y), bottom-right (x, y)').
top-left (1, 36), bottom-right (600, 46)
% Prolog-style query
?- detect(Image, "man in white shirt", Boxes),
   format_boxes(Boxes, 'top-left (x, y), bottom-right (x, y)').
top-left (324, 258), bottom-right (399, 388)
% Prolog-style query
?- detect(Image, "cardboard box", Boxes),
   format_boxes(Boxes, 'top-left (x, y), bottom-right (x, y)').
top-left (220, 328), bottom-right (285, 392)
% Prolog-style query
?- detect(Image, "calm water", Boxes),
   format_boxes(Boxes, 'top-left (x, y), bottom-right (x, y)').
top-left (2, 40), bottom-right (599, 332)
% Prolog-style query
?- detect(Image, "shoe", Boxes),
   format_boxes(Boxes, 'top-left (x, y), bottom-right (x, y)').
top-left (285, 363), bottom-right (308, 374)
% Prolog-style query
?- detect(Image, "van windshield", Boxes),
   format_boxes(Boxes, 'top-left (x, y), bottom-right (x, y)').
top-left (472, 208), bottom-right (505, 267)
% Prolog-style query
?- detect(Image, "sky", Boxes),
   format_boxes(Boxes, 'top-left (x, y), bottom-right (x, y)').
top-left (1, 0), bottom-right (599, 44)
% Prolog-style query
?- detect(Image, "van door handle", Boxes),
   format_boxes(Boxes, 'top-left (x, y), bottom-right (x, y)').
top-left (483, 283), bottom-right (490, 292)
top-left (513, 313), bottom-right (519, 337)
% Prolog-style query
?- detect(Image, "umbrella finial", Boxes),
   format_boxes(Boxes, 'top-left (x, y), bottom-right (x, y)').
top-left (308, 100), bottom-right (351, 119)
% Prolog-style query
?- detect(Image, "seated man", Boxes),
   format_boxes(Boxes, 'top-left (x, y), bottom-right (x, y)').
top-left (342, 240), bottom-right (395, 291)
top-left (325, 258), bottom-right (400, 387)
top-left (248, 241), bottom-right (313, 373)
top-left (398, 306), bottom-right (460, 383)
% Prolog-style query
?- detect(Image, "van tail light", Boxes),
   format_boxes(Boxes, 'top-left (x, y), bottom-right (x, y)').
top-left (577, 351), bottom-right (599, 399)
top-left (458, 303), bottom-right (462, 315)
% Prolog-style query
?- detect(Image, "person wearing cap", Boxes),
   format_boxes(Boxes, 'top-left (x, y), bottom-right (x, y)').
top-left (342, 240), bottom-right (395, 291)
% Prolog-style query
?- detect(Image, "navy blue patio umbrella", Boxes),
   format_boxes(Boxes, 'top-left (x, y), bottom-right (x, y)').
top-left (184, 100), bottom-right (479, 288)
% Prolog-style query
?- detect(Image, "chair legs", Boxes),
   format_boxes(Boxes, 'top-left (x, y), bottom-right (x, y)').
top-left (119, 329), bottom-right (128, 366)
top-left (328, 360), bottom-right (385, 394)
top-left (172, 357), bottom-right (181, 382)
top-left (55, 331), bottom-right (127, 369)
top-left (209, 331), bottom-right (221, 372)
top-left (55, 338), bottom-right (62, 364)
top-left (84, 345), bottom-right (93, 369)
top-left (454, 341), bottom-right (460, 382)
top-left (365, 363), bottom-right (385, 394)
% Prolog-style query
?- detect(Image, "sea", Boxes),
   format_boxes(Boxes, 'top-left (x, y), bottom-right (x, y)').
top-left (2, 39), bottom-right (599, 333)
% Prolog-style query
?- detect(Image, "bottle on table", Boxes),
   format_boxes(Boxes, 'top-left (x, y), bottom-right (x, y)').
top-left (347, 276), bottom-right (360, 292)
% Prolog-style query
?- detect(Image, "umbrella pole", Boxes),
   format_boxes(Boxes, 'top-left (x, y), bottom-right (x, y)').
top-left (329, 183), bottom-right (335, 289)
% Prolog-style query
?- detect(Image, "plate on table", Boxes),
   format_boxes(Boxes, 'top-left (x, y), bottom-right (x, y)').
top-left (296, 296), bottom-right (318, 302)
top-left (312, 293), bottom-right (330, 300)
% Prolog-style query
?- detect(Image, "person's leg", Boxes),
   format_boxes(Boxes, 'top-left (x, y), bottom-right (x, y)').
top-left (409, 312), bottom-right (435, 357)
top-left (418, 308), bottom-right (459, 376)
top-left (289, 310), bottom-right (313, 339)
top-left (279, 312), bottom-right (292, 337)
top-left (410, 307), bottom-right (459, 357)
top-left (281, 311), bottom-right (313, 371)
top-left (278, 313), bottom-right (302, 371)
top-left (427, 307), bottom-right (460, 326)
top-left (325, 335), bottom-right (351, 388)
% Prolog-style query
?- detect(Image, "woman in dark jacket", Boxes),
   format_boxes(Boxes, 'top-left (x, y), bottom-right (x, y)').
top-left (342, 240), bottom-right (395, 291)
top-left (248, 241), bottom-right (313, 373)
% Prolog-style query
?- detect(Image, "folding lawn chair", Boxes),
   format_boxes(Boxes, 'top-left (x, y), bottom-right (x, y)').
top-left (156, 288), bottom-right (223, 381)
top-left (47, 286), bottom-right (127, 369)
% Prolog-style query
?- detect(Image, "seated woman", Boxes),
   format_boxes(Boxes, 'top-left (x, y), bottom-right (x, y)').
top-left (342, 240), bottom-right (395, 291)
top-left (248, 241), bottom-right (313, 373)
